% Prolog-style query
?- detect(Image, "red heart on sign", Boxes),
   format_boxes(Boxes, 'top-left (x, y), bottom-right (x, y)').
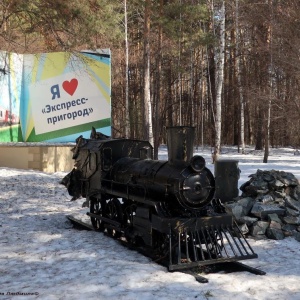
top-left (62, 78), bottom-right (78, 96)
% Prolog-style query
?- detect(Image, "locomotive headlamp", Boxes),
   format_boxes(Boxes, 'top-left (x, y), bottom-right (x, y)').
top-left (190, 155), bottom-right (206, 172)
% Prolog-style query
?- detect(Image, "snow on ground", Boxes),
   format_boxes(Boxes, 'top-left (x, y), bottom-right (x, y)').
top-left (0, 145), bottom-right (300, 300)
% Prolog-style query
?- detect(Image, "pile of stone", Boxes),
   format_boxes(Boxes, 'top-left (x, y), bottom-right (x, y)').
top-left (224, 169), bottom-right (300, 241)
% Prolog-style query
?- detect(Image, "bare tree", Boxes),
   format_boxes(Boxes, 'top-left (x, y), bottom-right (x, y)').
top-left (212, 0), bottom-right (226, 163)
top-left (124, 0), bottom-right (130, 138)
top-left (152, 0), bottom-right (163, 159)
top-left (235, 0), bottom-right (245, 154)
top-left (143, 0), bottom-right (154, 145)
top-left (263, 0), bottom-right (274, 163)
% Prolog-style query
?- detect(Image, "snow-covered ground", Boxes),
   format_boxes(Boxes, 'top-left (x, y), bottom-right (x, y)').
top-left (1, 145), bottom-right (300, 300)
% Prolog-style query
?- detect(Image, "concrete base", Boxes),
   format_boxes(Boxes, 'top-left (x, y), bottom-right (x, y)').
top-left (0, 143), bottom-right (75, 173)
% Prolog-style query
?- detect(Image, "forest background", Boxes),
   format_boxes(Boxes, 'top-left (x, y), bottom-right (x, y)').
top-left (1, 0), bottom-right (300, 161)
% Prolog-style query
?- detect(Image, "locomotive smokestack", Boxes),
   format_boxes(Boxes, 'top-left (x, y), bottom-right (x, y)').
top-left (167, 126), bottom-right (195, 165)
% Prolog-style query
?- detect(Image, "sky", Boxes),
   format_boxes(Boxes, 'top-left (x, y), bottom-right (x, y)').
top-left (1, 145), bottom-right (300, 300)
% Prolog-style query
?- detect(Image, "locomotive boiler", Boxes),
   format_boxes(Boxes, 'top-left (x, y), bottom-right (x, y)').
top-left (63, 126), bottom-right (264, 280)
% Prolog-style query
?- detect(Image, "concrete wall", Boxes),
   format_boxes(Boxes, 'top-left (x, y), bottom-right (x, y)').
top-left (0, 144), bottom-right (74, 173)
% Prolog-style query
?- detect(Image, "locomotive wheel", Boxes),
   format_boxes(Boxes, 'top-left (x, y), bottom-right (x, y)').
top-left (123, 201), bottom-right (137, 244)
top-left (152, 231), bottom-right (178, 266)
top-left (123, 201), bottom-right (137, 226)
top-left (153, 232), bottom-right (169, 258)
top-left (104, 198), bottom-right (123, 238)
top-left (206, 230), bottom-right (224, 257)
top-left (90, 197), bottom-right (105, 231)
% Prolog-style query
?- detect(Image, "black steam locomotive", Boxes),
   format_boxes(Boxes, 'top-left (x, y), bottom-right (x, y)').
top-left (63, 126), bottom-right (263, 279)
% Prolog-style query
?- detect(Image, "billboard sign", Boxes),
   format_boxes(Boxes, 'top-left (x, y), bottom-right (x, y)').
top-left (0, 50), bottom-right (111, 142)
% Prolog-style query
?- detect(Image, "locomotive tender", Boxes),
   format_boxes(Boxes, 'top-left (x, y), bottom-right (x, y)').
top-left (64, 126), bottom-right (263, 279)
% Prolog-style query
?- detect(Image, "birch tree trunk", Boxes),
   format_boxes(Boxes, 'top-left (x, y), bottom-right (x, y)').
top-left (124, 0), bottom-right (130, 138)
top-left (153, 0), bottom-right (163, 159)
top-left (143, 0), bottom-right (154, 146)
top-left (212, 0), bottom-right (225, 163)
top-left (235, 0), bottom-right (245, 154)
top-left (263, 0), bottom-right (273, 163)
